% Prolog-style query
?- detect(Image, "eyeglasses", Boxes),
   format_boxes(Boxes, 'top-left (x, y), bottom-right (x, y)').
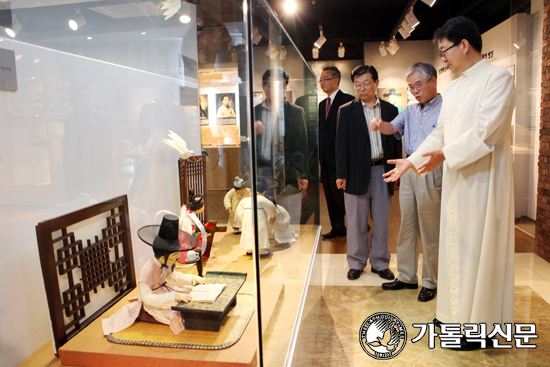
top-left (354, 82), bottom-right (373, 90)
top-left (408, 77), bottom-right (434, 92)
top-left (319, 77), bottom-right (337, 83)
top-left (439, 42), bottom-right (460, 58)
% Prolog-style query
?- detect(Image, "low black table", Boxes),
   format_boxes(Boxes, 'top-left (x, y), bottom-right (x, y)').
top-left (172, 271), bottom-right (247, 332)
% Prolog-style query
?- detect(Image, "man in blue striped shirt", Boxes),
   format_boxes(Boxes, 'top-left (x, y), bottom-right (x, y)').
top-left (371, 62), bottom-right (442, 302)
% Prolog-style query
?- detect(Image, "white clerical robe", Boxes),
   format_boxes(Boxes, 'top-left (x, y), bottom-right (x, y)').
top-left (408, 59), bottom-right (515, 326)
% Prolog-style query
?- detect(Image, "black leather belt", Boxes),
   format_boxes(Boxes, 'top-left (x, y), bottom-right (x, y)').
top-left (371, 159), bottom-right (384, 166)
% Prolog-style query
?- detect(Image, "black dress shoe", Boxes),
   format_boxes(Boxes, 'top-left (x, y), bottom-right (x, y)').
top-left (382, 279), bottom-right (418, 290)
top-left (418, 287), bottom-right (437, 302)
top-left (347, 269), bottom-right (362, 280)
top-left (450, 338), bottom-right (481, 351)
top-left (322, 230), bottom-right (346, 239)
top-left (371, 268), bottom-right (395, 280)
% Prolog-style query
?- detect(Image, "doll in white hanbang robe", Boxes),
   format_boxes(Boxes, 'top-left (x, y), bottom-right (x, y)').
top-left (235, 179), bottom-right (278, 256)
top-left (270, 202), bottom-right (298, 244)
top-left (101, 215), bottom-right (205, 336)
top-left (223, 177), bottom-right (250, 234)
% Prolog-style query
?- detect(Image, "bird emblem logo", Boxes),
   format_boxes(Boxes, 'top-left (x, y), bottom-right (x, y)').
top-left (359, 312), bottom-right (407, 360)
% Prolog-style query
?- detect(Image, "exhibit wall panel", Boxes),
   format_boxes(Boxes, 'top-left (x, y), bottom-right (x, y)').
top-left (0, 6), bottom-right (199, 367)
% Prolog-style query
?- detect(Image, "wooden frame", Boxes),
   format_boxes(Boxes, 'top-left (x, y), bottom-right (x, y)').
top-left (178, 154), bottom-right (208, 222)
top-left (36, 195), bottom-right (136, 353)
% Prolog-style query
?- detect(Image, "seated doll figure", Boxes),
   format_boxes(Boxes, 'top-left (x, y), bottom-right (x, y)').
top-left (223, 176), bottom-right (250, 234)
top-left (102, 214), bottom-right (205, 335)
top-left (235, 178), bottom-right (278, 257)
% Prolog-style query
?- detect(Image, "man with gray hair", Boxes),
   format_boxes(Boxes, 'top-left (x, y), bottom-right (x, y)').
top-left (371, 62), bottom-right (442, 302)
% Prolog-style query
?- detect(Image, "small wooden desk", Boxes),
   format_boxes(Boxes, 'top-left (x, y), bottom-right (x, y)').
top-left (172, 271), bottom-right (247, 332)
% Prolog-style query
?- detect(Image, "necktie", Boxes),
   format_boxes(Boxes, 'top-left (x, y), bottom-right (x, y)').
top-left (325, 98), bottom-right (331, 119)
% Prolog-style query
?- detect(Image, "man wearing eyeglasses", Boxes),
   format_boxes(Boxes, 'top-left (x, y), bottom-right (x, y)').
top-left (371, 62), bottom-right (442, 303)
top-left (335, 65), bottom-right (401, 281)
top-left (318, 66), bottom-right (355, 239)
top-left (383, 17), bottom-right (515, 350)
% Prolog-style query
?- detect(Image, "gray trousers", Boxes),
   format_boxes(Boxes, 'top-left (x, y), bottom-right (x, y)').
top-left (345, 164), bottom-right (392, 271)
top-left (396, 166), bottom-right (442, 289)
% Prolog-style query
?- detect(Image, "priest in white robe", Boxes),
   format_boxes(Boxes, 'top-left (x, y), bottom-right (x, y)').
top-left (382, 17), bottom-right (515, 348)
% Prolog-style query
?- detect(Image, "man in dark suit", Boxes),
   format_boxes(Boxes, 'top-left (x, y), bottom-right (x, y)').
top-left (336, 65), bottom-right (401, 281)
top-left (253, 68), bottom-right (309, 224)
top-left (318, 66), bottom-right (355, 239)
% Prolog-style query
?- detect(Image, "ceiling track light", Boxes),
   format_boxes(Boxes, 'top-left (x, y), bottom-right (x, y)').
top-left (398, 25), bottom-right (411, 39)
top-left (5, 15), bottom-right (22, 38)
top-left (312, 47), bottom-right (319, 59)
top-left (401, 18), bottom-right (415, 34)
top-left (279, 45), bottom-right (287, 60)
top-left (69, 9), bottom-right (86, 31)
top-left (379, 41), bottom-right (387, 57)
top-left (420, 0), bottom-right (437, 7)
top-left (338, 42), bottom-right (345, 58)
top-left (252, 26), bottom-right (263, 45)
top-left (265, 41), bottom-right (280, 59)
top-left (389, 0), bottom-right (422, 40)
top-left (405, 8), bottom-right (419, 29)
top-left (387, 36), bottom-right (400, 55)
top-left (314, 23), bottom-right (326, 49)
top-left (284, 0), bottom-right (297, 13)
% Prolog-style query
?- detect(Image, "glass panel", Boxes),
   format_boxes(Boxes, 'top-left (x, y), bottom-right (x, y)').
top-left (249, 1), bottom-right (319, 366)
top-left (510, 0), bottom-right (541, 236)
top-left (0, 0), bottom-right (258, 364)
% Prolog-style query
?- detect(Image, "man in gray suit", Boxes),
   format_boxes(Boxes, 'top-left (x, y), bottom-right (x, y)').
top-left (336, 65), bottom-right (401, 280)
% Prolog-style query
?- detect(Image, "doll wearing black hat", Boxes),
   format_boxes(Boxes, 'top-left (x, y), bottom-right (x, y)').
top-left (102, 214), bottom-right (205, 335)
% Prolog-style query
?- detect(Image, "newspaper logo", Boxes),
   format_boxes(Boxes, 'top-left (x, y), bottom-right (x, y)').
top-left (359, 312), bottom-right (407, 360)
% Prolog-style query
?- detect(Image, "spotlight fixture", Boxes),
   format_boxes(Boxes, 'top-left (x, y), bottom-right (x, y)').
top-left (398, 25), bottom-right (411, 40)
top-left (69, 9), bottom-right (86, 31)
top-left (401, 18), bottom-right (415, 34)
top-left (404, 8), bottom-right (419, 29)
top-left (252, 26), bottom-right (263, 45)
top-left (179, 2), bottom-right (191, 23)
top-left (314, 23), bottom-right (326, 49)
top-left (379, 41), bottom-right (387, 57)
top-left (312, 47), bottom-right (319, 59)
top-left (338, 43), bottom-right (345, 58)
top-left (5, 15), bottom-right (22, 38)
top-left (265, 41), bottom-right (279, 60)
top-left (387, 36), bottom-right (400, 55)
top-left (514, 33), bottom-right (527, 49)
top-left (420, 0), bottom-right (437, 6)
top-left (279, 45), bottom-right (287, 60)
top-left (284, 0), bottom-right (296, 13)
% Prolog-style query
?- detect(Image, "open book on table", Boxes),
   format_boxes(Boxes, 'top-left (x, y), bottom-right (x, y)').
top-left (188, 283), bottom-right (227, 303)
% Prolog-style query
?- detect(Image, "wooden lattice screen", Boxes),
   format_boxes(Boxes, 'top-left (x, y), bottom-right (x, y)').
top-left (178, 154), bottom-right (207, 222)
top-left (36, 195), bottom-right (136, 353)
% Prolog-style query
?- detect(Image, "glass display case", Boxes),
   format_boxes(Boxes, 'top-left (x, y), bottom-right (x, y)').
top-left (0, 1), bottom-right (320, 366)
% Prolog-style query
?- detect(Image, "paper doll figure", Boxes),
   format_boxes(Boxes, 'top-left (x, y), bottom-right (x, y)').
top-left (269, 199), bottom-right (298, 244)
top-left (223, 176), bottom-right (251, 234)
top-left (235, 178), bottom-right (279, 257)
top-left (102, 214), bottom-right (205, 335)
top-left (178, 190), bottom-right (206, 263)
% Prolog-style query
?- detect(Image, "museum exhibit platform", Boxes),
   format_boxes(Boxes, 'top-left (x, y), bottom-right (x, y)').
top-left (45, 225), bottom-right (319, 367)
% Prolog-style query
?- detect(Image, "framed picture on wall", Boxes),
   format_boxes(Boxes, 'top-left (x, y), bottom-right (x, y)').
top-left (378, 87), bottom-right (407, 114)
top-left (216, 92), bottom-right (237, 125)
top-left (199, 94), bottom-right (209, 125)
